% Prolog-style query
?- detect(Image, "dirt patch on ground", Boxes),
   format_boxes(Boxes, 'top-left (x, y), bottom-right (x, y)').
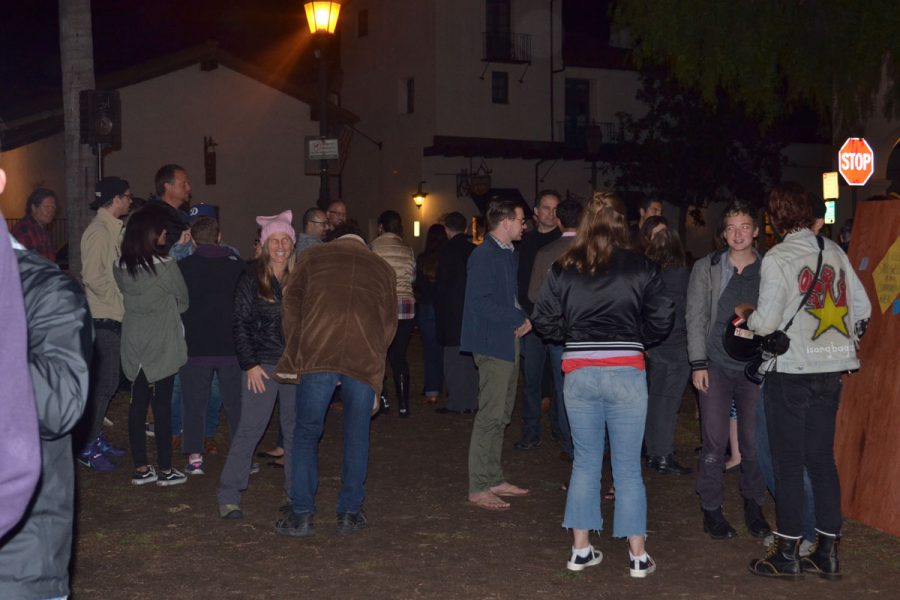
top-left (72, 337), bottom-right (900, 599)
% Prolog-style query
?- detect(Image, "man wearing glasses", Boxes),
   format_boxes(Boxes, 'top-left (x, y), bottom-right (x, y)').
top-left (295, 207), bottom-right (331, 256)
top-left (76, 176), bottom-right (133, 471)
top-left (325, 200), bottom-right (348, 230)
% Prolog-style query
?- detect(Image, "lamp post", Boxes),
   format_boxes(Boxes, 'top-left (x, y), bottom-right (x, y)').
top-left (304, 1), bottom-right (342, 210)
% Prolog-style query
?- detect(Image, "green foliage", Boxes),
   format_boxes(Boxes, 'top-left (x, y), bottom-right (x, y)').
top-left (613, 0), bottom-right (900, 131)
top-left (603, 69), bottom-right (786, 225)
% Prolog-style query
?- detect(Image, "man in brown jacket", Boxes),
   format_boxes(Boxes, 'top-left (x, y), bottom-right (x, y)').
top-left (275, 223), bottom-right (397, 538)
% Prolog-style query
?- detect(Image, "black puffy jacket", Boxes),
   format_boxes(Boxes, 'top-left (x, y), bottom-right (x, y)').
top-left (232, 265), bottom-right (286, 370)
top-left (0, 245), bottom-right (91, 600)
top-left (531, 248), bottom-right (674, 351)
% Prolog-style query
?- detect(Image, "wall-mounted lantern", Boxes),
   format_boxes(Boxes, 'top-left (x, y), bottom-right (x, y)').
top-left (413, 180), bottom-right (428, 209)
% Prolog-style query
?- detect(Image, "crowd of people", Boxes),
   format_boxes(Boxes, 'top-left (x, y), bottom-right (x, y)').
top-left (0, 156), bottom-right (873, 596)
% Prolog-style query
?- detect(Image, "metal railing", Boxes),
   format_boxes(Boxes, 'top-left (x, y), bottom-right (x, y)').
top-left (557, 121), bottom-right (626, 151)
top-left (482, 32), bottom-right (532, 64)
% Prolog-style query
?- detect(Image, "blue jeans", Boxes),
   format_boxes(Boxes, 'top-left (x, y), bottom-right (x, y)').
top-left (563, 366), bottom-right (648, 538)
top-left (417, 303), bottom-right (444, 395)
top-left (290, 372), bottom-right (374, 515)
top-left (171, 373), bottom-right (223, 438)
top-left (519, 332), bottom-right (548, 441)
top-left (546, 344), bottom-right (572, 457)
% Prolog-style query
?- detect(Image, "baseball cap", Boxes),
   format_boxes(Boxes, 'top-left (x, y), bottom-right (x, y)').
top-left (188, 203), bottom-right (218, 222)
top-left (91, 176), bottom-right (130, 210)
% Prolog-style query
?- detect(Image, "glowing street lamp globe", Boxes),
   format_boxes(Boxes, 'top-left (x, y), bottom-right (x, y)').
top-left (304, 1), bottom-right (341, 35)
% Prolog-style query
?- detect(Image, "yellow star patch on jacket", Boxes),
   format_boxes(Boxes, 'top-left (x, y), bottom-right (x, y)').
top-left (806, 288), bottom-right (849, 340)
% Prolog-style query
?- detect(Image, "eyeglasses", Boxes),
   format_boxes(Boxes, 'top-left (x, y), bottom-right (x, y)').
top-left (309, 219), bottom-right (329, 225)
top-left (327, 210), bottom-right (347, 217)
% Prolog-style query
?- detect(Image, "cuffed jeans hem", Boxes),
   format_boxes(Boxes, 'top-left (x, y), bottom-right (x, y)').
top-left (561, 523), bottom-right (604, 533)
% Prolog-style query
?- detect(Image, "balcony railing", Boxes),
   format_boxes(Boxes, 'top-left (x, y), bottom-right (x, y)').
top-left (557, 121), bottom-right (626, 153)
top-left (482, 32), bottom-right (532, 64)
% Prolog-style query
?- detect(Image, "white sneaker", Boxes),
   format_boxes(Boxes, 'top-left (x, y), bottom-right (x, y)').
top-left (131, 465), bottom-right (158, 486)
top-left (156, 468), bottom-right (187, 486)
top-left (629, 553), bottom-right (656, 578)
top-left (566, 546), bottom-right (603, 571)
top-left (103, 416), bottom-right (114, 427)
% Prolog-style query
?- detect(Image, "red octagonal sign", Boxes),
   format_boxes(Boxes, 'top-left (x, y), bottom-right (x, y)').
top-left (838, 137), bottom-right (875, 186)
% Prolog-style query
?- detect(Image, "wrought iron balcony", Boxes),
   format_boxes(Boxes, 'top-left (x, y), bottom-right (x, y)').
top-left (482, 32), bottom-right (532, 64)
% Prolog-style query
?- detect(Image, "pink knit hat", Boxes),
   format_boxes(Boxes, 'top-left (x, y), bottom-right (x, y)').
top-left (256, 210), bottom-right (296, 245)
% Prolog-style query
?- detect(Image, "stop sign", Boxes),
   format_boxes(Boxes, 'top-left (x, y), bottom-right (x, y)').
top-left (838, 137), bottom-right (875, 186)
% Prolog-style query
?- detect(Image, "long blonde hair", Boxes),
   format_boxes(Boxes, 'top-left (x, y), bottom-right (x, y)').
top-left (558, 191), bottom-right (630, 274)
top-left (256, 243), bottom-right (295, 302)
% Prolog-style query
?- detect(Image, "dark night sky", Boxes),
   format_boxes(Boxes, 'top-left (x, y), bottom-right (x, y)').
top-left (0, 0), bottom-right (320, 115)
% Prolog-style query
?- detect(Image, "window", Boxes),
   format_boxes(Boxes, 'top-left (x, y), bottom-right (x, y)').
top-left (486, 0), bottom-right (511, 34)
top-left (564, 78), bottom-right (590, 148)
top-left (491, 71), bottom-right (508, 104)
top-left (358, 9), bottom-right (368, 37)
top-left (399, 78), bottom-right (415, 114)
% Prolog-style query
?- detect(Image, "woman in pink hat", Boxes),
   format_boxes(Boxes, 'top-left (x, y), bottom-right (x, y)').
top-left (217, 210), bottom-right (297, 519)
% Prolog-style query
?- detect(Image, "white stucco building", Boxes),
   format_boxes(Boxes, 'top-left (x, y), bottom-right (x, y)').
top-left (1, 43), bottom-right (354, 257)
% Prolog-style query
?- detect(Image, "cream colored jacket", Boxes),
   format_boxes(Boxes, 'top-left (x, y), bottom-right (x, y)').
top-left (80, 208), bottom-right (124, 321)
top-left (371, 232), bottom-right (415, 300)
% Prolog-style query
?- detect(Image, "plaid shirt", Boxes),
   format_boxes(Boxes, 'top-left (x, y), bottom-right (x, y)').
top-left (398, 296), bottom-right (416, 320)
top-left (11, 215), bottom-right (55, 262)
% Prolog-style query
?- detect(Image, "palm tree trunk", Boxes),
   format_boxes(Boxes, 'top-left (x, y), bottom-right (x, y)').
top-left (58, 0), bottom-right (97, 280)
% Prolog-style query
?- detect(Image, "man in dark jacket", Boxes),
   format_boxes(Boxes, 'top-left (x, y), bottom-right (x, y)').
top-left (0, 235), bottom-right (92, 599)
top-left (177, 216), bottom-right (246, 476)
top-left (461, 200), bottom-right (531, 511)
top-left (149, 163), bottom-right (192, 257)
top-left (515, 190), bottom-right (561, 450)
top-left (434, 211), bottom-right (477, 413)
top-left (275, 223), bottom-right (397, 538)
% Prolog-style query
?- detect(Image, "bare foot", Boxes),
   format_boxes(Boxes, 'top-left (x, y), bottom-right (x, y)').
top-left (468, 491), bottom-right (511, 511)
top-left (490, 481), bottom-right (529, 497)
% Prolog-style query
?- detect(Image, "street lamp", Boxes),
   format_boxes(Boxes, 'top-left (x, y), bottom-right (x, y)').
top-left (305, 1), bottom-right (342, 209)
top-left (305, 1), bottom-right (341, 34)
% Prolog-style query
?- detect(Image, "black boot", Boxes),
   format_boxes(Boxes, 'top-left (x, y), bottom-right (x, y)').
top-left (650, 454), bottom-right (692, 475)
top-left (800, 530), bottom-right (841, 580)
top-left (396, 373), bottom-right (410, 418)
top-left (749, 533), bottom-right (804, 579)
top-left (702, 507), bottom-right (737, 539)
top-left (743, 497), bottom-right (772, 538)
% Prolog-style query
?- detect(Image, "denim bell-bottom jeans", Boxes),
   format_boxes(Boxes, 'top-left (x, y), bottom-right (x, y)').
top-left (563, 366), bottom-right (648, 538)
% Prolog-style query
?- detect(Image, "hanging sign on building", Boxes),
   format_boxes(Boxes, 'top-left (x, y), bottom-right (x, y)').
top-left (308, 137), bottom-right (340, 160)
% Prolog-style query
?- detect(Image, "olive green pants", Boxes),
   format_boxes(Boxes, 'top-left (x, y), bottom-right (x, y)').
top-left (468, 343), bottom-right (520, 493)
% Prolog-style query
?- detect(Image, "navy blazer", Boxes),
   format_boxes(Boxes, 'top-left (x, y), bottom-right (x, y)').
top-left (460, 235), bottom-right (527, 361)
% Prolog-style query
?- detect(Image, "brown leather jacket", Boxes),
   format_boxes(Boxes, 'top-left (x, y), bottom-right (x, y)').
top-left (275, 235), bottom-right (398, 392)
